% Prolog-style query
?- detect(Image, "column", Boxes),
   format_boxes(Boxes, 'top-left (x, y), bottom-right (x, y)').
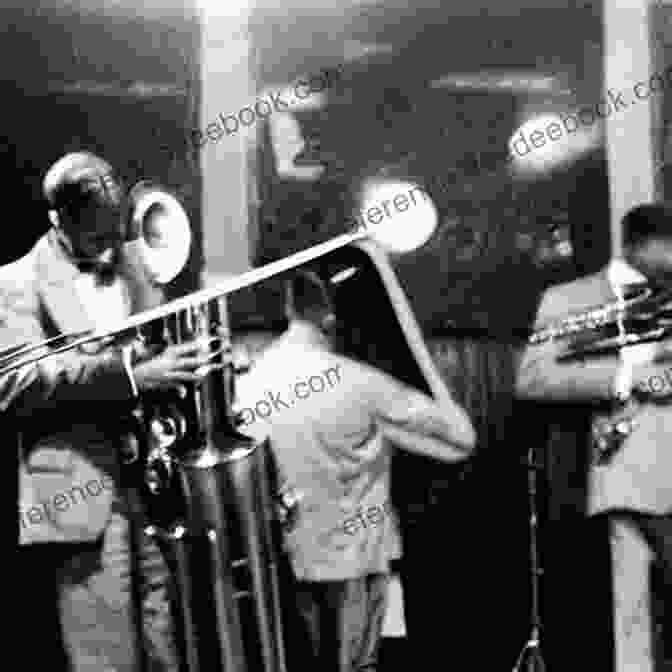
top-left (198, 2), bottom-right (257, 286)
top-left (603, 0), bottom-right (656, 258)
top-left (603, 2), bottom-right (657, 670)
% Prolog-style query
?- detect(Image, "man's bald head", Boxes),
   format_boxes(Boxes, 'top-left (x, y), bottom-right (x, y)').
top-left (44, 151), bottom-right (125, 261)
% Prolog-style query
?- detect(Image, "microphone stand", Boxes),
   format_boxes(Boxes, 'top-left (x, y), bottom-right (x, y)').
top-left (512, 445), bottom-right (547, 672)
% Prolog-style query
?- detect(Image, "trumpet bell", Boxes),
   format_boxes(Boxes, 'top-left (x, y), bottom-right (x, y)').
top-left (127, 181), bottom-right (192, 285)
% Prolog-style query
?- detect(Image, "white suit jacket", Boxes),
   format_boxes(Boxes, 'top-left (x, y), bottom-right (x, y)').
top-left (0, 231), bottom-right (148, 544)
top-left (236, 321), bottom-right (475, 581)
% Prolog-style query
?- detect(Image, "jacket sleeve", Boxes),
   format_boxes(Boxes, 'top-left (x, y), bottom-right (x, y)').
top-left (0, 277), bottom-right (135, 417)
top-left (371, 370), bottom-right (476, 461)
top-left (515, 339), bottom-right (620, 402)
top-left (515, 286), bottom-right (621, 402)
top-left (1, 350), bottom-right (135, 417)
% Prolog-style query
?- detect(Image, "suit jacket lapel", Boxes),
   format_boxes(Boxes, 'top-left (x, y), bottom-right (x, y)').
top-left (33, 231), bottom-right (96, 335)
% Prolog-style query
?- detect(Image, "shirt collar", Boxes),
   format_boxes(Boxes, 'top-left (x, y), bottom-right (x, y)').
top-left (283, 320), bottom-right (332, 350)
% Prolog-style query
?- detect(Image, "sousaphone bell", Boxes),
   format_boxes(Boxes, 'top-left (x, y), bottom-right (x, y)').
top-left (124, 179), bottom-right (193, 286)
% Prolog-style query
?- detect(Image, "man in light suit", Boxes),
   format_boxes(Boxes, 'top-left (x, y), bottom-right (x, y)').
top-left (516, 203), bottom-right (672, 587)
top-left (236, 268), bottom-right (475, 672)
top-left (2, 152), bottom-right (215, 670)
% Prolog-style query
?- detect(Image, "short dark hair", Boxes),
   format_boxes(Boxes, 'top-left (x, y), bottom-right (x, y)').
top-left (622, 203), bottom-right (672, 249)
top-left (286, 269), bottom-right (334, 321)
top-left (43, 151), bottom-right (124, 218)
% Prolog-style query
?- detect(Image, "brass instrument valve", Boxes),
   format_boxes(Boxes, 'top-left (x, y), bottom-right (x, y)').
top-left (149, 415), bottom-right (182, 450)
top-left (145, 415), bottom-right (181, 494)
top-left (145, 445), bottom-right (174, 495)
top-left (276, 483), bottom-right (304, 532)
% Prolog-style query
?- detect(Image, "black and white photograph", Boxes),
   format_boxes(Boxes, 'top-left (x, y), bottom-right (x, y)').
top-left (3, 0), bottom-right (672, 670)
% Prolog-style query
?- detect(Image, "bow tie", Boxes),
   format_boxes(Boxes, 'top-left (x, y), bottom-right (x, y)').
top-left (76, 260), bottom-right (119, 287)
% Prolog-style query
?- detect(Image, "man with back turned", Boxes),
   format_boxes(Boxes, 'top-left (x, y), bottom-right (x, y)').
top-left (237, 268), bottom-right (476, 672)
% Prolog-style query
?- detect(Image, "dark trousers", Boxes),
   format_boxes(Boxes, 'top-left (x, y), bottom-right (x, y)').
top-left (287, 573), bottom-right (389, 672)
top-left (630, 512), bottom-right (672, 664)
top-left (629, 513), bottom-right (672, 588)
top-left (18, 543), bottom-right (78, 672)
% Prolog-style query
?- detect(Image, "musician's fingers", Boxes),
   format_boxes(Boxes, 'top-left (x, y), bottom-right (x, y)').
top-left (194, 363), bottom-right (227, 376)
top-left (170, 337), bottom-right (224, 357)
top-left (178, 350), bottom-right (231, 369)
top-left (163, 371), bottom-right (203, 383)
top-left (152, 382), bottom-right (189, 397)
top-left (205, 348), bottom-right (232, 362)
top-left (175, 355), bottom-right (213, 370)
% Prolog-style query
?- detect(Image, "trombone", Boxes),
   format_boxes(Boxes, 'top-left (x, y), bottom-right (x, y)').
top-left (0, 229), bottom-right (368, 375)
top-left (424, 281), bottom-right (672, 356)
top-left (529, 282), bottom-right (672, 359)
top-left (6, 269), bottom-right (670, 373)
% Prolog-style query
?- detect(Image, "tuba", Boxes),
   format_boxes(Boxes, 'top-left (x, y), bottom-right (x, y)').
top-left (1, 228), bottom-right (380, 672)
top-left (117, 183), bottom-right (288, 672)
top-left (3, 225), bottom-right (442, 670)
top-left (134, 299), bottom-right (287, 672)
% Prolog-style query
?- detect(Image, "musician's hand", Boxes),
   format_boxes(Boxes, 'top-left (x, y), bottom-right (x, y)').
top-left (132, 338), bottom-right (230, 393)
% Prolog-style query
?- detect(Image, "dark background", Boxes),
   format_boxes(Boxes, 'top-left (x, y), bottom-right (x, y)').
top-left (1, 1), bottom-right (620, 670)
top-left (0, 1), bottom-right (202, 297)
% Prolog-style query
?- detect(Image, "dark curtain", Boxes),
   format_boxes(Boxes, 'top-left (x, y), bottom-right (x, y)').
top-left (534, 402), bottom-right (614, 672)
top-left (567, 149), bottom-right (611, 277)
top-left (417, 335), bottom-right (613, 671)
top-left (409, 337), bottom-right (530, 671)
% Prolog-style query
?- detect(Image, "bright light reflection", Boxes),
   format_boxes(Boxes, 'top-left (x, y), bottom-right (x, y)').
top-left (358, 179), bottom-right (438, 253)
top-left (509, 113), bottom-right (601, 175)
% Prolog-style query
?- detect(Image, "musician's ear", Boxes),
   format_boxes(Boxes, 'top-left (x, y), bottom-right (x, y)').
top-left (320, 312), bottom-right (337, 337)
